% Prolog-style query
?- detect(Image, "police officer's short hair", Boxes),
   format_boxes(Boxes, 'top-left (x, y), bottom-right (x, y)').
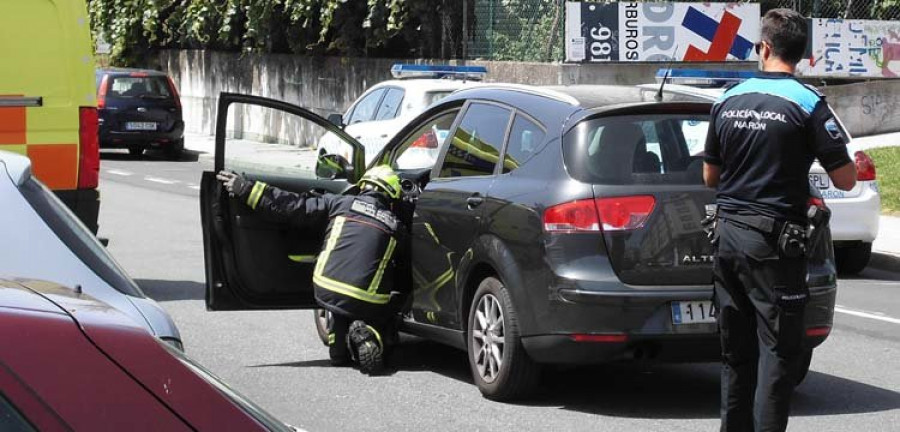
top-left (760, 9), bottom-right (808, 65)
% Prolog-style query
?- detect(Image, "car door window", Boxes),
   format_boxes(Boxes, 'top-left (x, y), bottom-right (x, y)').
top-left (347, 88), bottom-right (386, 125)
top-left (223, 102), bottom-right (357, 181)
top-left (374, 88), bottom-right (404, 121)
top-left (437, 103), bottom-right (512, 178)
top-left (392, 110), bottom-right (460, 170)
top-left (501, 114), bottom-right (545, 174)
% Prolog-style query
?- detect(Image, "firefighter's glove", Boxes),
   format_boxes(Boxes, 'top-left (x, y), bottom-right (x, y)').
top-left (216, 170), bottom-right (253, 199)
top-left (700, 214), bottom-right (718, 246)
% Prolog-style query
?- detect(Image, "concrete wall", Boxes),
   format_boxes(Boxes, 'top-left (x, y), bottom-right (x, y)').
top-left (160, 49), bottom-right (900, 137)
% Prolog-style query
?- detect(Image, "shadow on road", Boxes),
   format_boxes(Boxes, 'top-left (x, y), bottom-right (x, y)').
top-left (100, 148), bottom-right (201, 163)
top-left (522, 362), bottom-right (900, 420)
top-left (848, 252), bottom-right (900, 282)
top-left (136, 279), bottom-right (205, 301)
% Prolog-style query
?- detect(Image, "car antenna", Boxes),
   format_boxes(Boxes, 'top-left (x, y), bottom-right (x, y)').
top-left (655, 45), bottom-right (679, 102)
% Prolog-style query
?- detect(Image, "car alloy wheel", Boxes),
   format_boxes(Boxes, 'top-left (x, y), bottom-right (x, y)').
top-left (466, 276), bottom-right (539, 400)
top-left (472, 293), bottom-right (505, 383)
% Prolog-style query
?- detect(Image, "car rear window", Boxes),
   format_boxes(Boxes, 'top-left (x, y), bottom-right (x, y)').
top-left (107, 76), bottom-right (172, 99)
top-left (563, 114), bottom-right (709, 185)
top-left (20, 177), bottom-right (145, 298)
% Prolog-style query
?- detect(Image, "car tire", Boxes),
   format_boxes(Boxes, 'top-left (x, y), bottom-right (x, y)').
top-left (314, 308), bottom-right (333, 347)
top-left (165, 139), bottom-right (184, 161)
top-left (128, 147), bottom-right (144, 157)
top-left (466, 276), bottom-right (540, 401)
top-left (795, 349), bottom-right (813, 387)
top-left (835, 242), bottom-right (872, 275)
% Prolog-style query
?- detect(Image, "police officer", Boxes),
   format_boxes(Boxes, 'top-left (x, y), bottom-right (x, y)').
top-left (703, 9), bottom-right (857, 432)
top-left (217, 165), bottom-right (407, 375)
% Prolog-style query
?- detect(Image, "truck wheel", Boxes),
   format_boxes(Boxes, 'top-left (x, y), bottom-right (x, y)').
top-left (467, 276), bottom-right (540, 401)
top-left (836, 242), bottom-right (872, 275)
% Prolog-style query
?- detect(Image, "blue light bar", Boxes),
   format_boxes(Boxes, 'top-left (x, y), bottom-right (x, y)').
top-left (656, 69), bottom-right (756, 88)
top-left (391, 64), bottom-right (488, 80)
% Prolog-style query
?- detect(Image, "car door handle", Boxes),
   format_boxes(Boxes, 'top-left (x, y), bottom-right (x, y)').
top-left (379, 134), bottom-right (389, 138)
top-left (466, 196), bottom-right (484, 209)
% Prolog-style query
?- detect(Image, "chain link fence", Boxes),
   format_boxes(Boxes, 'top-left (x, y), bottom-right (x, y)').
top-left (466, 0), bottom-right (900, 62)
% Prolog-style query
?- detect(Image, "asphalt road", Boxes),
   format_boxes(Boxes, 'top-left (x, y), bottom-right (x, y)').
top-left (97, 148), bottom-right (900, 432)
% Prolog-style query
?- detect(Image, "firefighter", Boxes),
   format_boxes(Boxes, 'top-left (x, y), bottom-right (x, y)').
top-left (703, 9), bottom-right (857, 431)
top-left (217, 165), bottom-right (407, 375)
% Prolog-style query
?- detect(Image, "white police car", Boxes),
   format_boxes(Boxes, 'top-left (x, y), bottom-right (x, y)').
top-left (318, 64), bottom-right (485, 165)
top-left (639, 69), bottom-right (881, 274)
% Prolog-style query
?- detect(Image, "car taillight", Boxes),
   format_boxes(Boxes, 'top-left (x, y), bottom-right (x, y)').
top-left (805, 326), bottom-right (831, 337)
top-left (543, 196), bottom-right (657, 233)
top-left (78, 107), bottom-right (99, 189)
top-left (594, 195), bottom-right (656, 231)
top-left (410, 130), bottom-right (438, 148)
top-left (167, 76), bottom-right (182, 109)
top-left (855, 151), bottom-right (876, 181)
top-left (129, 72), bottom-right (149, 78)
top-left (97, 75), bottom-right (109, 109)
top-left (543, 199), bottom-right (600, 232)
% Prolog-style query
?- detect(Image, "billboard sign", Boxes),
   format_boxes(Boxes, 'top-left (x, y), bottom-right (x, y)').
top-left (799, 19), bottom-right (900, 78)
top-left (565, 2), bottom-right (760, 63)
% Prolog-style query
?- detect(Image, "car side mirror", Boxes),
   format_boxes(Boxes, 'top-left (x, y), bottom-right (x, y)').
top-left (316, 153), bottom-right (353, 180)
top-left (327, 113), bottom-right (344, 128)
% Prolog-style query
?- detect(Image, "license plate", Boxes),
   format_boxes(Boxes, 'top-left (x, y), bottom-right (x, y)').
top-left (126, 122), bottom-right (157, 131)
top-left (671, 301), bottom-right (717, 325)
top-left (808, 173), bottom-right (830, 189)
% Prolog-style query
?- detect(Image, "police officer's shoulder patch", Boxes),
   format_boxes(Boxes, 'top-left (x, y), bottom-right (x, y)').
top-left (824, 118), bottom-right (843, 139)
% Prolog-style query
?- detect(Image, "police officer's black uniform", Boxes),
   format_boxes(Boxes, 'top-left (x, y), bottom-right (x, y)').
top-left (704, 72), bottom-right (851, 431)
top-left (236, 179), bottom-right (407, 365)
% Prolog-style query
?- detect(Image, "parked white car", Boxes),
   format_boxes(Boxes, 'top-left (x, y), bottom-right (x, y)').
top-left (0, 150), bottom-right (182, 348)
top-left (318, 64), bottom-right (485, 165)
top-left (638, 73), bottom-right (881, 274)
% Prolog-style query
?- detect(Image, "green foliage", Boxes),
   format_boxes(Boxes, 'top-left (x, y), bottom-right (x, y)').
top-left (868, 146), bottom-right (900, 215)
top-left (87, 0), bottom-right (414, 65)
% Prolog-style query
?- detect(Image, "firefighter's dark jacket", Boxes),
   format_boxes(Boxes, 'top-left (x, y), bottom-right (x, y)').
top-left (239, 180), bottom-right (407, 319)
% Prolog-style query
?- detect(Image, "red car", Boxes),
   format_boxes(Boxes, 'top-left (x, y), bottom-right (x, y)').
top-left (0, 278), bottom-right (297, 431)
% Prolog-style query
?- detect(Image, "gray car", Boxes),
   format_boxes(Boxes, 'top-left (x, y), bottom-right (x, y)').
top-left (0, 150), bottom-right (181, 349)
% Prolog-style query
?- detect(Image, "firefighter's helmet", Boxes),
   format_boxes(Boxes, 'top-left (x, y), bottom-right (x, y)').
top-left (358, 165), bottom-right (402, 200)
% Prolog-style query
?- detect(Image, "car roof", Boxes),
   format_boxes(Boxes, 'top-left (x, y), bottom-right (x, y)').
top-left (96, 67), bottom-right (169, 77)
top-left (371, 78), bottom-right (476, 93)
top-left (0, 149), bottom-right (32, 186)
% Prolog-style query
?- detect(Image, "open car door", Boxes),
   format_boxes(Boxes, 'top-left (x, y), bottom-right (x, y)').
top-left (201, 93), bottom-right (365, 310)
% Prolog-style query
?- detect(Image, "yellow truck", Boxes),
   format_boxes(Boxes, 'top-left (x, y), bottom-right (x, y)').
top-left (0, 0), bottom-right (100, 233)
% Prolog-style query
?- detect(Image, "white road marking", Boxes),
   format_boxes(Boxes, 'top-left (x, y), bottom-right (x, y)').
top-left (835, 305), bottom-right (900, 325)
top-left (106, 169), bottom-right (133, 176)
top-left (144, 176), bottom-right (179, 185)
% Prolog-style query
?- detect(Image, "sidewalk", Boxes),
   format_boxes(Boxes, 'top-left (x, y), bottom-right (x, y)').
top-left (851, 131), bottom-right (900, 152)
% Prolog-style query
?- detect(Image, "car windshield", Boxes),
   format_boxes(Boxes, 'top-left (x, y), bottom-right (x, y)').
top-left (563, 114), bottom-right (710, 185)
top-left (160, 342), bottom-right (295, 432)
top-left (19, 177), bottom-right (145, 298)
top-left (108, 76), bottom-right (172, 99)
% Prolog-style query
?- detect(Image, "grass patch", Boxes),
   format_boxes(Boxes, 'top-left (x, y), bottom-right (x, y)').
top-left (867, 146), bottom-right (900, 215)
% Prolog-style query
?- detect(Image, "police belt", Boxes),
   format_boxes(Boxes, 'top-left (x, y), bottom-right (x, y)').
top-left (717, 211), bottom-right (784, 235)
